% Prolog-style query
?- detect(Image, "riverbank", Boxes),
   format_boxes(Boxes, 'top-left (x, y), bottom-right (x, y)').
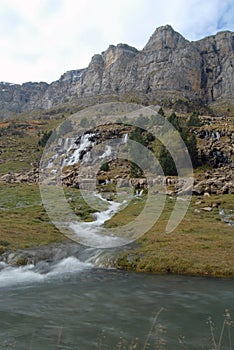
top-left (0, 183), bottom-right (233, 277)
top-left (110, 194), bottom-right (234, 278)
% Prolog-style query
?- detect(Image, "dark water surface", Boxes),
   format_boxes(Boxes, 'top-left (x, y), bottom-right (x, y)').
top-left (0, 262), bottom-right (233, 350)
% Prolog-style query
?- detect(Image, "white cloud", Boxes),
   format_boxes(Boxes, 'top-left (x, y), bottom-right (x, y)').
top-left (0, 0), bottom-right (233, 84)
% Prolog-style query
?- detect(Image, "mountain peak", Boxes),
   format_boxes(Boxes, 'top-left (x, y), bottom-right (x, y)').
top-left (143, 24), bottom-right (187, 51)
top-left (155, 24), bottom-right (175, 32)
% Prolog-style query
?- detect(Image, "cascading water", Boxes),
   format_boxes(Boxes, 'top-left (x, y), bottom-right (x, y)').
top-left (0, 183), bottom-right (126, 286)
top-left (123, 133), bottom-right (128, 143)
top-left (99, 145), bottom-right (112, 159)
top-left (0, 131), bottom-right (132, 287)
top-left (68, 192), bottom-right (128, 248)
top-left (0, 258), bottom-right (93, 288)
top-left (65, 133), bottom-right (96, 166)
top-left (0, 242), bottom-right (117, 288)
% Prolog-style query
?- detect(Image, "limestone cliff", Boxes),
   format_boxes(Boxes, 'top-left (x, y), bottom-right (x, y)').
top-left (0, 25), bottom-right (233, 117)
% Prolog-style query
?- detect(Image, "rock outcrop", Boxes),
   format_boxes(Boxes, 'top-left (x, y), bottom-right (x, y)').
top-left (195, 115), bottom-right (234, 168)
top-left (0, 25), bottom-right (233, 118)
top-left (193, 167), bottom-right (234, 195)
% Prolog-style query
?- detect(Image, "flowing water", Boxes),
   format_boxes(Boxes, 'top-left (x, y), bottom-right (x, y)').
top-left (0, 260), bottom-right (233, 350)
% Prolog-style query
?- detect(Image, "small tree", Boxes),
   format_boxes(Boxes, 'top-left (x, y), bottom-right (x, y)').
top-left (130, 162), bottom-right (143, 178)
top-left (159, 146), bottom-right (177, 176)
top-left (158, 107), bottom-right (165, 117)
top-left (100, 162), bottom-right (109, 172)
top-left (130, 127), bottom-right (147, 146)
top-left (168, 112), bottom-right (180, 131)
top-left (187, 112), bottom-right (201, 127)
top-left (187, 134), bottom-right (199, 168)
top-left (38, 130), bottom-right (54, 147)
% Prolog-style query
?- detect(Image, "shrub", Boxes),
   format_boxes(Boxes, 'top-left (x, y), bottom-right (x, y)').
top-left (100, 162), bottom-right (110, 172)
top-left (187, 112), bottom-right (201, 127)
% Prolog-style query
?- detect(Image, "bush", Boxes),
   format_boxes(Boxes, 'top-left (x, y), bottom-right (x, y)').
top-left (187, 112), bottom-right (201, 127)
top-left (159, 146), bottom-right (177, 176)
top-left (130, 162), bottom-right (143, 178)
top-left (38, 130), bottom-right (53, 147)
top-left (100, 162), bottom-right (109, 172)
top-left (168, 112), bottom-right (180, 131)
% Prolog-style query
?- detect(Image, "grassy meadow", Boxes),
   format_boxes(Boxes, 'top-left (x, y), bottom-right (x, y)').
top-left (0, 180), bottom-right (233, 277)
top-left (105, 193), bottom-right (234, 277)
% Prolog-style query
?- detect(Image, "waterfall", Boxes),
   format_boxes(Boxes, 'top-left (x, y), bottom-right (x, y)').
top-left (64, 137), bottom-right (75, 151)
top-left (62, 133), bottom-right (114, 166)
top-left (123, 133), bottom-right (128, 143)
top-left (47, 154), bottom-right (58, 169)
top-left (65, 133), bottom-right (96, 166)
top-left (47, 131), bottom-right (130, 171)
top-left (216, 131), bottom-right (220, 140)
top-left (99, 145), bottom-right (112, 159)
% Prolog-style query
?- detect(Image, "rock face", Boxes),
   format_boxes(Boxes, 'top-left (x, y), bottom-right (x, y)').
top-left (0, 81), bottom-right (49, 117)
top-left (0, 25), bottom-right (234, 117)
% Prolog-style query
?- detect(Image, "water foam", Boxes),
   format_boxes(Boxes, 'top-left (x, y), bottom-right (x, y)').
top-left (69, 192), bottom-right (128, 248)
top-left (0, 257), bottom-right (93, 288)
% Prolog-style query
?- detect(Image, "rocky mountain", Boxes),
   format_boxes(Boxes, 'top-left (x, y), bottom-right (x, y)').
top-left (0, 25), bottom-right (233, 118)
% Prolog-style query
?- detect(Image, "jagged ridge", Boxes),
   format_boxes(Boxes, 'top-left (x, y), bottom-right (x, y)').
top-left (0, 25), bottom-right (233, 117)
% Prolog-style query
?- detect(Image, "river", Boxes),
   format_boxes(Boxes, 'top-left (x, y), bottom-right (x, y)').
top-left (0, 260), bottom-right (233, 350)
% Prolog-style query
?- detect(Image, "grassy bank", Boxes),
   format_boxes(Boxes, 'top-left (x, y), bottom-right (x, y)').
top-left (105, 194), bottom-right (234, 278)
top-left (0, 183), bottom-right (66, 253)
top-left (0, 182), bottom-right (233, 278)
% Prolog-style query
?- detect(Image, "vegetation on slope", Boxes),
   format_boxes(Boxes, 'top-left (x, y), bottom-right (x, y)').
top-left (0, 104), bottom-right (233, 277)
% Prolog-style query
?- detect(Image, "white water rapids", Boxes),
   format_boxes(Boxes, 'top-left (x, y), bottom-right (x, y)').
top-left (0, 258), bottom-right (93, 288)
top-left (68, 192), bottom-right (129, 248)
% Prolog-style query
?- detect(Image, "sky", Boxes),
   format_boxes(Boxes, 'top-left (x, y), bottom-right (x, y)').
top-left (0, 0), bottom-right (233, 84)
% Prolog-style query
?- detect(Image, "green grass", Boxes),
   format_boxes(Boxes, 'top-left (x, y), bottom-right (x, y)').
top-left (106, 194), bottom-right (234, 277)
top-left (0, 183), bottom-right (106, 253)
top-left (64, 187), bottom-right (105, 221)
top-left (0, 183), bottom-right (65, 252)
top-left (0, 182), bottom-right (233, 278)
top-left (0, 116), bottom-right (65, 174)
